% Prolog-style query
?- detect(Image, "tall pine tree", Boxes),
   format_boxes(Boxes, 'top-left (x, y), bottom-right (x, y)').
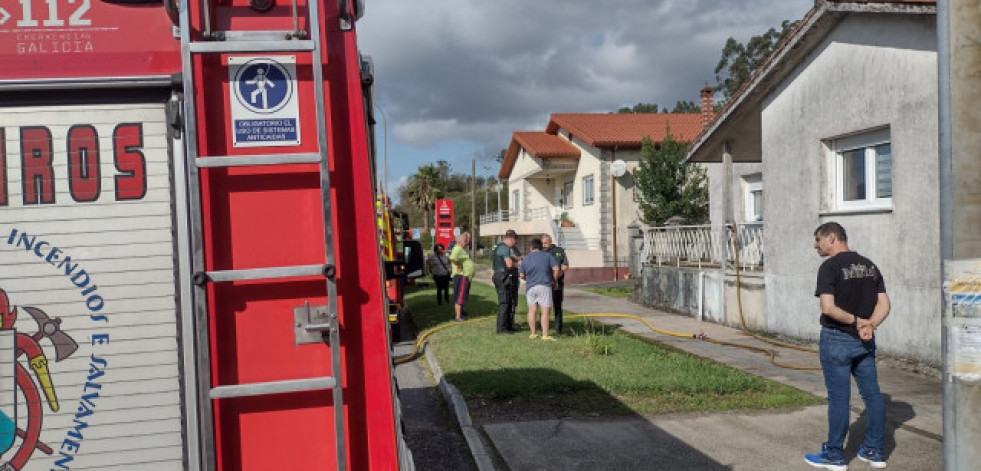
top-left (634, 129), bottom-right (708, 225)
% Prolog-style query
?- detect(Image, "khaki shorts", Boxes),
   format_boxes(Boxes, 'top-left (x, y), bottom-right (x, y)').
top-left (525, 285), bottom-right (553, 308)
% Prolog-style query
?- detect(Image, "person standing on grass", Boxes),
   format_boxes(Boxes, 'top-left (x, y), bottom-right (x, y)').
top-left (506, 238), bottom-right (522, 329)
top-left (449, 232), bottom-right (474, 321)
top-left (427, 243), bottom-right (451, 305)
top-left (541, 234), bottom-right (569, 334)
top-left (519, 238), bottom-right (559, 341)
top-left (805, 222), bottom-right (890, 471)
top-left (492, 230), bottom-right (520, 334)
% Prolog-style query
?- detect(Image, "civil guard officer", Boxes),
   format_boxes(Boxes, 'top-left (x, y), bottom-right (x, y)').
top-left (491, 230), bottom-right (520, 333)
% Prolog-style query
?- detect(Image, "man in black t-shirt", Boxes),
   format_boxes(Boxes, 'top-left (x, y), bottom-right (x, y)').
top-left (804, 222), bottom-right (890, 471)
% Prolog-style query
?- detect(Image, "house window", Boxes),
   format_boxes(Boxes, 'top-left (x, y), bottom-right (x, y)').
top-left (583, 175), bottom-right (594, 205)
top-left (742, 174), bottom-right (762, 221)
top-left (563, 181), bottom-right (574, 209)
top-left (512, 190), bottom-right (520, 215)
top-left (831, 129), bottom-right (891, 211)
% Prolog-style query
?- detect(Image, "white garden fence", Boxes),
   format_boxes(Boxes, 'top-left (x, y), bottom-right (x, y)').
top-left (641, 223), bottom-right (763, 270)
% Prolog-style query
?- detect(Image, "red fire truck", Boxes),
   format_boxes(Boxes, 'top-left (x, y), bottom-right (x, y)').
top-left (0, 0), bottom-right (411, 469)
top-left (374, 194), bottom-right (423, 342)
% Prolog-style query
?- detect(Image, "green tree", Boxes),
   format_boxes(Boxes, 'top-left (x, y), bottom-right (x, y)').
top-left (405, 164), bottom-right (444, 231)
top-left (634, 130), bottom-right (708, 225)
top-left (670, 100), bottom-right (699, 113)
top-left (435, 160), bottom-right (451, 180)
top-left (714, 20), bottom-right (797, 102)
top-left (617, 103), bottom-right (662, 114)
top-left (495, 149), bottom-right (507, 163)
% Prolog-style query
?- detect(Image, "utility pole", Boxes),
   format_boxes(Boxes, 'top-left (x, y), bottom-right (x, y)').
top-left (938, 2), bottom-right (981, 470)
top-left (471, 159), bottom-right (477, 260)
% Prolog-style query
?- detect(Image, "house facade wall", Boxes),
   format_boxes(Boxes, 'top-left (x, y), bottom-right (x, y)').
top-left (606, 149), bottom-right (644, 273)
top-left (524, 178), bottom-right (554, 216)
top-left (708, 162), bottom-right (764, 226)
top-left (509, 148), bottom-right (542, 181)
top-left (566, 136), bottom-right (603, 243)
top-left (761, 13), bottom-right (940, 362)
top-left (568, 136), bottom-right (645, 274)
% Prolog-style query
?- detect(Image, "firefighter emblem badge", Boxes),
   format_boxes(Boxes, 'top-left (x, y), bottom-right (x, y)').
top-left (0, 288), bottom-right (78, 470)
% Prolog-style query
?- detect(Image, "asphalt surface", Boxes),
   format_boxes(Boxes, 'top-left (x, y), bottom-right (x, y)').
top-left (393, 328), bottom-right (476, 471)
top-left (483, 406), bottom-right (942, 470)
top-left (400, 273), bottom-right (944, 470)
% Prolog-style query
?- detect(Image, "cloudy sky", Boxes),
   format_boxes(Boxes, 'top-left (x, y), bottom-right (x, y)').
top-left (357, 0), bottom-right (814, 196)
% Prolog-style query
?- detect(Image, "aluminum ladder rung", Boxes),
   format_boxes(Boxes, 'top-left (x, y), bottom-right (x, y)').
top-left (220, 30), bottom-right (305, 42)
top-left (179, 0), bottom-right (344, 465)
top-left (210, 376), bottom-right (336, 399)
top-left (207, 264), bottom-right (324, 283)
top-left (189, 39), bottom-right (315, 54)
top-left (196, 153), bottom-right (322, 168)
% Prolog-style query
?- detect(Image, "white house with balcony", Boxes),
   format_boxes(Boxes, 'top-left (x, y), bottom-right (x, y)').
top-left (675, 0), bottom-right (940, 363)
top-left (482, 112), bottom-right (705, 284)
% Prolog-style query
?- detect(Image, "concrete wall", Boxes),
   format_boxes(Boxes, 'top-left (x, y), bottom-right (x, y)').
top-left (761, 13), bottom-right (940, 363)
top-left (608, 149), bottom-right (644, 269)
top-left (525, 177), bottom-right (555, 215)
top-left (569, 137), bottom-right (603, 241)
top-left (723, 271), bottom-right (767, 331)
top-left (708, 162), bottom-right (763, 226)
top-left (509, 148), bottom-right (542, 181)
top-left (633, 265), bottom-right (726, 324)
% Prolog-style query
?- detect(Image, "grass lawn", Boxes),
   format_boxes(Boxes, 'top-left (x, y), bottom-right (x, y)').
top-left (585, 286), bottom-right (633, 298)
top-left (404, 281), bottom-right (820, 421)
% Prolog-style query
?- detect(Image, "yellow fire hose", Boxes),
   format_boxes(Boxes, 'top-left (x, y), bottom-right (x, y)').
top-left (393, 312), bottom-right (820, 371)
top-left (393, 228), bottom-right (821, 370)
top-left (729, 225), bottom-right (822, 371)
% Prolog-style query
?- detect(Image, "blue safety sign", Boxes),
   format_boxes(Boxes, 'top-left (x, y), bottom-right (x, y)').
top-left (228, 56), bottom-right (301, 147)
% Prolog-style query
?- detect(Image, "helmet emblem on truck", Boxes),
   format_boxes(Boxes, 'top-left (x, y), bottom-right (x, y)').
top-left (0, 288), bottom-right (79, 471)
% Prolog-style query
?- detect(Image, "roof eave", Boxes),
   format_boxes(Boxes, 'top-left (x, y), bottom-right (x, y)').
top-left (685, 2), bottom-right (833, 163)
top-left (684, 1), bottom-right (935, 164)
top-left (498, 138), bottom-right (521, 179)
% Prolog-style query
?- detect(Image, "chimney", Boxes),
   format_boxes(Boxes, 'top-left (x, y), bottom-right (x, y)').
top-left (700, 84), bottom-right (714, 127)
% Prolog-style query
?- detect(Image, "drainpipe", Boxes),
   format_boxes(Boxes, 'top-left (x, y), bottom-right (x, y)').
top-left (698, 270), bottom-right (705, 322)
top-left (611, 147), bottom-right (619, 280)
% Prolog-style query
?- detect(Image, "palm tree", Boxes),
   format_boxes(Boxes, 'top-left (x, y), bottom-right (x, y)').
top-left (406, 164), bottom-right (444, 231)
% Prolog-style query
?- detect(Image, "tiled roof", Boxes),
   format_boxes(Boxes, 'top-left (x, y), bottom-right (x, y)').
top-left (687, 0), bottom-right (936, 162)
top-left (514, 131), bottom-right (581, 159)
top-left (827, 0), bottom-right (934, 3)
top-left (545, 113), bottom-right (704, 148)
top-left (498, 132), bottom-right (580, 179)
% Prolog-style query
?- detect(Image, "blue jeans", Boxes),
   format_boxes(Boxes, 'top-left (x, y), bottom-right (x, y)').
top-left (819, 326), bottom-right (885, 459)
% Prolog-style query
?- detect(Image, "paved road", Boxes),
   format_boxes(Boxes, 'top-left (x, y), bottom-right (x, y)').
top-left (454, 275), bottom-right (944, 470)
top-left (482, 405), bottom-right (943, 470)
top-left (393, 327), bottom-right (476, 471)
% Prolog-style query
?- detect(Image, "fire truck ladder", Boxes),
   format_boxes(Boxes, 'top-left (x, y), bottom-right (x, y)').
top-left (175, 0), bottom-right (344, 469)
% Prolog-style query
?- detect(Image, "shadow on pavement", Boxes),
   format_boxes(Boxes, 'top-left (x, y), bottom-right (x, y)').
top-left (448, 368), bottom-right (733, 471)
top-left (393, 334), bottom-right (477, 471)
top-left (844, 393), bottom-right (916, 460)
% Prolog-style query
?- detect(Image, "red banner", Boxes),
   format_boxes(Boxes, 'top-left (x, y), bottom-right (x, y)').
top-left (434, 198), bottom-right (454, 249)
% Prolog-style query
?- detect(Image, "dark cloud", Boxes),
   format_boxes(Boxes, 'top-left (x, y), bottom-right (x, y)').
top-left (358, 0), bottom-right (812, 148)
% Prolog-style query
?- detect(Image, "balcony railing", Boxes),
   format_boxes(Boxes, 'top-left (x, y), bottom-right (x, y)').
top-left (641, 223), bottom-right (763, 270)
top-left (479, 206), bottom-right (553, 225)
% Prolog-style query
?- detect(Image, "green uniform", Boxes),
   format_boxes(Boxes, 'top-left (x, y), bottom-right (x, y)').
top-left (491, 242), bottom-right (511, 273)
top-left (547, 246), bottom-right (569, 287)
top-left (546, 245), bottom-right (569, 333)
